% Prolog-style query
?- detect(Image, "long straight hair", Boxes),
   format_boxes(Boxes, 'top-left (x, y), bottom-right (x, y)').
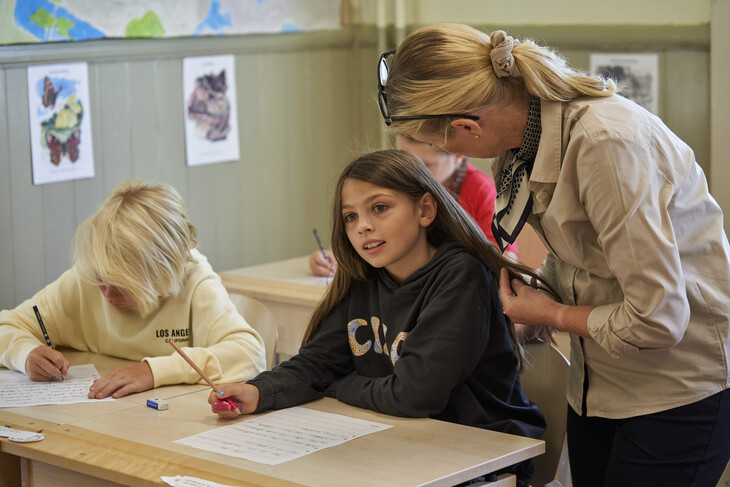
top-left (302, 150), bottom-right (555, 365)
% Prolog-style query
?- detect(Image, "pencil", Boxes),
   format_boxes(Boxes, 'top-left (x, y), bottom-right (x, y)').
top-left (32, 306), bottom-right (54, 349)
top-left (168, 341), bottom-right (220, 391)
top-left (33, 305), bottom-right (63, 380)
top-left (313, 228), bottom-right (331, 263)
top-left (168, 341), bottom-right (241, 411)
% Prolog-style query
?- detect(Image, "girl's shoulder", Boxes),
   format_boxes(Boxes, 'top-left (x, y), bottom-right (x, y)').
top-left (427, 243), bottom-right (492, 284)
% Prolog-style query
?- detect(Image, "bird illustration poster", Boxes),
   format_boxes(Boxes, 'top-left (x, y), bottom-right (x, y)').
top-left (27, 62), bottom-right (95, 185)
top-left (182, 54), bottom-right (240, 166)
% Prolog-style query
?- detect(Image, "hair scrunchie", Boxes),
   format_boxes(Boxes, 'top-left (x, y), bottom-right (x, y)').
top-left (489, 30), bottom-right (521, 78)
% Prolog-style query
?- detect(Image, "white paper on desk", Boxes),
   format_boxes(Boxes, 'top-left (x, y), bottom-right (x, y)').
top-left (173, 407), bottom-right (392, 465)
top-left (161, 475), bottom-right (236, 487)
top-left (0, 364), bottom-right (113, 407)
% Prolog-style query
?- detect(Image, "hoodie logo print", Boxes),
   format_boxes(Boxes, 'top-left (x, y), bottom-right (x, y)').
top-left (348, 317), bottom-right (408, 365)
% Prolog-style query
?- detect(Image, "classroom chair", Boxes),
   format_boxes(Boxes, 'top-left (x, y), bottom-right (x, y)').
top-left (467, 342), bottom-right (571, 487)
top-left (228, 293), bottom-right (279, 370)
top-left (520, 341), bottom-right (571, 487)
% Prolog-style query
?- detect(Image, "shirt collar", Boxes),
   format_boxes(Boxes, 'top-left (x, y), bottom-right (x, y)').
top-left (529, 98), bottom-right (563, 185)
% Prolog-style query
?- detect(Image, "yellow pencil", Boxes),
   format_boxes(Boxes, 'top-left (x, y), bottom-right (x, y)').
top-left (168, 341), bottom-right (240, 411)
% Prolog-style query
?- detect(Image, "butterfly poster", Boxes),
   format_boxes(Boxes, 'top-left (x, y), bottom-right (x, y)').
top-left (27, 62), bottom-right (95, 185)
top-left (182, 55), bottom-right (240, 166)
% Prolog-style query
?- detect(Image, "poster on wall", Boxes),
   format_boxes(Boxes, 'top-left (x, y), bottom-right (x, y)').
top-left (182, 54), bottom-right (240, 166)
top-left (26, 62), bottom-right (95, 185)
top-left (3, 0), bottom-right (342, 45)
top-left (590, 53), bottom-right (659, 115)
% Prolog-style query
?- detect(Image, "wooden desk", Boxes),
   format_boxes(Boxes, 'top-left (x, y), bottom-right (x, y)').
top-left (1, 352), bottom-right (544, 487)
top-left (1, 350), bottom-right (208, 425)
top-left (219, 256), bottom-right (330, 358)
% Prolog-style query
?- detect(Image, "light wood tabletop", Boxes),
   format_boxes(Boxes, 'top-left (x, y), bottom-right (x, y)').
top-left (219, 255), bottom-right (330, 358)
top-left (1, 349), bottom-right (209, 425)
top-left (1, 350), bottom-right (544, 487)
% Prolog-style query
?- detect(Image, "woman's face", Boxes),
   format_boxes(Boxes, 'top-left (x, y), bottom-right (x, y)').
top-left (395, 136), bottom-right (464, 185)
top-left (418, 99), bottom-right (529, 159)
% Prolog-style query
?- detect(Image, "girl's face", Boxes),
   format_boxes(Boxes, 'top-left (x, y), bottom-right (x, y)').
top-left (395, 136), bottom-right (464, 185)
top-left (341, 178), bottom-right (437, 283)
top-left (97, 279), bottom-right (137, 311)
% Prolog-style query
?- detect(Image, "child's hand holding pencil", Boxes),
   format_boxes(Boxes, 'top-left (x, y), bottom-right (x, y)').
top-left (207, 383), bottom-right (261, 419)
top-left (310, 229), bottom-right (336, 277)
top-left (24, 345), bottom-right (69, 381)
top-left (25, 306), bottom-right (69, 381)
top-left (168, 341), bottom-right (256, 416)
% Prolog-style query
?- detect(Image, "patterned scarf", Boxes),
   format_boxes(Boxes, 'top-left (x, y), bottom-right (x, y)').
top-left (492, 96), bottom-right (542, 252)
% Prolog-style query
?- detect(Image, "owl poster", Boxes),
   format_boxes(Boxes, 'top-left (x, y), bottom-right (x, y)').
top-left (27, 62), bottom-right (95, 185)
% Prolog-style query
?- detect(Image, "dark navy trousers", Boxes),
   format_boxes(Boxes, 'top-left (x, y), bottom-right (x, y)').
top-left (567, 388), bottom-right (730, 487)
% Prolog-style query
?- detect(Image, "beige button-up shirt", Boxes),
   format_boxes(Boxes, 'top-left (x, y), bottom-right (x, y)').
top-left (493, 95), bottom-right (730, 418)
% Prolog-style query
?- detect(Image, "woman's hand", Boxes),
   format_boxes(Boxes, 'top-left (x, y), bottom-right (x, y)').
top-left (309, 249), bottom-right (337, 277)
top-left (25, 345), bottom-right (69, 381)
top-left (500, 268), bottom-right (593, 337)
top-left (88, 361), bottom-right (154, 399)
top-left (208, 383), bottom-right (260, 419)
top-left (499, 268), bottom-right (561, 328)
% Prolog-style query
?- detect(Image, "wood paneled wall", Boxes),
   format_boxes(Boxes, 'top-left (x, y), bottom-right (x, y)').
top-left (0, 24), bottom-right (710, 310)
top-left (0, 29), bottom-right (382, 310)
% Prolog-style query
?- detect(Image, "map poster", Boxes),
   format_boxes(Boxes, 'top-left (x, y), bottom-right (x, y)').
top-left (4, 0), bottom-right (341, 45)
top-left (27, 62), bottom-right (95, 185)
top-left (183, 55), bottom-right (240, 166)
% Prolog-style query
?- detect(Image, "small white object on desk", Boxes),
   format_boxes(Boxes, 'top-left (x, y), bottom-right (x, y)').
top-left (162, 475), bottom-right (236, 487)
top-left (0, 425), bottom-right (44, 442)
top-left (146, 397), bottom-right (169, 410)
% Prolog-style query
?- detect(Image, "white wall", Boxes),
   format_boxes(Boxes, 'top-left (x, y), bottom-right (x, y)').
top-left (711, 0), bottom-right (730, 235)
top-left (359, 0), bottom-right (712, 26)
top-left (357, 0), bottom-right (728, 234)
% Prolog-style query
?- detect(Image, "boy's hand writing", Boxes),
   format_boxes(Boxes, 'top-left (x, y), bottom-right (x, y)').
top-left (208, 383), bottom-right (260, 419)
top-left (25, 345), bottom-right (70, 381)
top-left (88, 361), bottom-right (154, 399)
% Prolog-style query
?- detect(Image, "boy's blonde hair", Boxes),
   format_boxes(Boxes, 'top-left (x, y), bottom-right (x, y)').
top-left (74, 179), bottom-right (198, 316)
top-left (384, 23), bottom-right (617, 139)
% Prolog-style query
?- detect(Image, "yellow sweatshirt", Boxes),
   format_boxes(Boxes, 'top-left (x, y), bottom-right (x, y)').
top-left (0, 249), bottom-right (266, 387)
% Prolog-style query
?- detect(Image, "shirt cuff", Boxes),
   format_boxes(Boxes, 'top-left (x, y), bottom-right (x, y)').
top-left (144, 355), bottom-right (187, 388)
top-left (249, 377), bottom-right (275, 413)
top-left (587, 304), bottom-right (640, 358)
top-left (9, 340), bottom-right (42, 374)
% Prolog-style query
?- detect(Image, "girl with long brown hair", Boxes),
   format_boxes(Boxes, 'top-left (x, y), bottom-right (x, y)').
top-left (210, 149), bottom-right (549, 486)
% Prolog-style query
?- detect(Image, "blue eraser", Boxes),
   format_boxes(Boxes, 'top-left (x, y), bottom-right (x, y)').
top-left (146, 398), bottom-right (169, 410)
